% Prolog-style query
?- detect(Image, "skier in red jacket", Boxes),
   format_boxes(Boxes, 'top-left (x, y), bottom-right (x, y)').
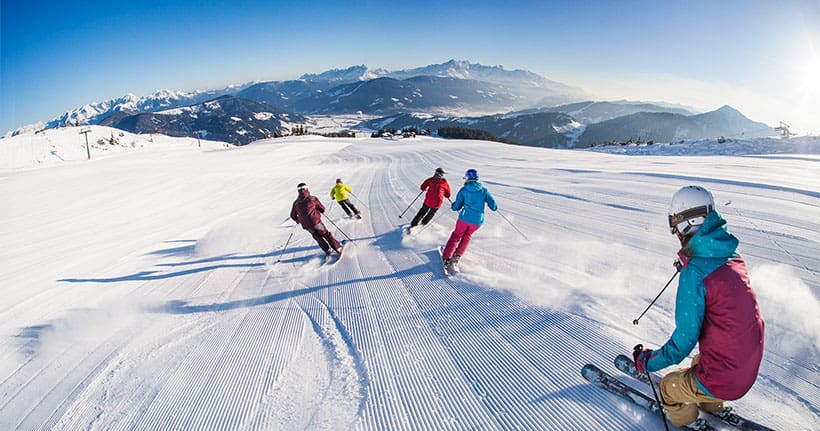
top-left (290, 183), bottom-right (343, 256)
top-left (410, 167), bottom-right (451, 228)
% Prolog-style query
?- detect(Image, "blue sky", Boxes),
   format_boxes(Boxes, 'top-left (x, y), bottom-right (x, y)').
top-left (2, 0), bottom-right (819, 134)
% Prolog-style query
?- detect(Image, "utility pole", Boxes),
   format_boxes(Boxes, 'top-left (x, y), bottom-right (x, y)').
top-left (80, 127), bottom-right (92, 159)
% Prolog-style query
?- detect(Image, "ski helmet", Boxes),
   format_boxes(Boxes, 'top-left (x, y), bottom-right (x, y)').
top-left (668, 185), bottom-right (715, 236)
top-left (435, 167), bottom-right (446, 175)
top-left (297, 182), bottom-right (308, 190)
top-left (336, 178), bottom-right (342, 183)
top-left (463, 169), bottom-right (479, 180)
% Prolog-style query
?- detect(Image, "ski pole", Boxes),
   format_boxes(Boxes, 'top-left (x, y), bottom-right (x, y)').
top-left (399, 190), bottom-right (424, 218)
top-left (496, 209), bottom-right (529, 241)
top-left (632, 261), bottom-right (682, 325)
top-left (322, 213), bottom-right (354, 242)
top-left (349, 192), bottom-right (370, 210)
top-left (275, 227), bottom-right (296, 263)
top-left (635, 344), bottom-right (670, 431)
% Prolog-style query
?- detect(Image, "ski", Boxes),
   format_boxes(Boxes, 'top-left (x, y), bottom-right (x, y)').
top-left (437, 246), bottom-right (452, 277)
top-left (326, 241), bottom-right (346, 265)
top-left (324, 252), bottom-right (335, 265)
top-left (582, 364), bottom-right (663, 413)
top-left (581, 364), bottom-right (716, 430)
top-left (613, 355), bottom-right (774, 431)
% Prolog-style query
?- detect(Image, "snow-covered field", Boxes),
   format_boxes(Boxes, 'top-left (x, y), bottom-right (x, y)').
top-left (1, 127), bottom-right (818, 430)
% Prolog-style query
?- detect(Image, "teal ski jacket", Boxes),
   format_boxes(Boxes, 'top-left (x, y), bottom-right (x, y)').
top-left (451, 180), bottom-right (497, 226)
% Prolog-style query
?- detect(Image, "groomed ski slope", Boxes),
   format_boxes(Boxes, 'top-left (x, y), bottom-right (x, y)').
top-left (1, 130), bottom-right (818, 430)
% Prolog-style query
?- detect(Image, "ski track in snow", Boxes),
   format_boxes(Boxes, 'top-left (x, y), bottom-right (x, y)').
top-left (0, 134), bottom-right (818, 430)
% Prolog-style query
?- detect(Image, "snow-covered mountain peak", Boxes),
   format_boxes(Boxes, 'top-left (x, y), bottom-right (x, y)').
top-left (299, 65), bottom-right (373, 83)
top-left (150, 89), bottom-right (188, 100)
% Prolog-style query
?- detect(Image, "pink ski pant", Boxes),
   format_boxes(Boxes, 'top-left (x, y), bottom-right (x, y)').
top-left (443, 219), bottom-right (481, 259)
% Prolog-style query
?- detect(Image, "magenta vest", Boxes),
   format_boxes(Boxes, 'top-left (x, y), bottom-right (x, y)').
top-left (695, 258), bottom-right (765, 400)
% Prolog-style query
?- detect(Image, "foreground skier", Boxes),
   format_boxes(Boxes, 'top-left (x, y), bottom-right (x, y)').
top-left (290, 183), bottom-right (343, 257)
top-left (633, 185), bottom-right (765, 430)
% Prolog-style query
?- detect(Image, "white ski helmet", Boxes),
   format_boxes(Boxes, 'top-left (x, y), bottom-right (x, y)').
top-left (668, 185), bottom-right (715, 236)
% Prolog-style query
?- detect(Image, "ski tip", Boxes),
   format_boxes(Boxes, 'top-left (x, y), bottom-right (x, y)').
top-left (614, 354), bottom-right (632, 364)
top-left (581, 363), bottom-right (600, 377)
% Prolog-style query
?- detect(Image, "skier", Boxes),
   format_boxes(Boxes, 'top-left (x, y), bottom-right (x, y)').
top-left (290, 183), bottom-right (343, 257)
top-left (441, 169), bottom-right (497, 272)
top-left (410, 167), bottom-right (451, 228)
top-left (632, 185), bottom-right (765, 430)
top-left (330, 178), bottom-right (362, 219)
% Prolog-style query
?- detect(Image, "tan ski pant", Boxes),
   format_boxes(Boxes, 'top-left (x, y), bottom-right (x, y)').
top-left (659, 354), bottom-right (724, 427)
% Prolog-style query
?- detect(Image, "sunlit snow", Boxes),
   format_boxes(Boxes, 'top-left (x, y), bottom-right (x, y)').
top-left (1, 126), bottom-right (817, 430)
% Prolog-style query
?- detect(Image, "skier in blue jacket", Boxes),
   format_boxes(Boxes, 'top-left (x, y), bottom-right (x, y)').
top-left (442, 169), bottom-right (497, 271)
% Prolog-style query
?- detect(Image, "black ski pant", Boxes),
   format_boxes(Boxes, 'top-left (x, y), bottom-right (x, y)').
top-left (306, 224), bottom-right (341, 252)
top-left (337, 199), bottom-right (360, 217)
top-left (411, 204), bottom-right (439, 227)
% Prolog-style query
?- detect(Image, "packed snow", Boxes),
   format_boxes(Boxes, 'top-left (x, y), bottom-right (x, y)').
top-left (1, 127), bottom-right (818, 430)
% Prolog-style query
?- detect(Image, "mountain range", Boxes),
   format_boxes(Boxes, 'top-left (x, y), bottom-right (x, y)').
top-left (5, 60), bottom-right (774, 146)
top-left (99, 96), bottom-right (303, 145)
top-left (41, 85), bottom-right (251, 131)
top-left (361, 111), bottom-right (579, 148)
top-left (576, 105), bottom-right (772, 146)
top-left (360, 102), bottom-right (771, 148)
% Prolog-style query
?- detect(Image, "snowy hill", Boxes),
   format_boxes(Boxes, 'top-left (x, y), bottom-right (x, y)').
top-left (0, 132), bottom-right (818, 430)
top-left (587, 135), bottom-right (820, 156)
top-left (0, 125), bottom-right (230, 171)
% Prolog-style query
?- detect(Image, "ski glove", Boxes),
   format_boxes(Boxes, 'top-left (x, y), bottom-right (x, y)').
top-left (633, 344), bottom-right (653, 373)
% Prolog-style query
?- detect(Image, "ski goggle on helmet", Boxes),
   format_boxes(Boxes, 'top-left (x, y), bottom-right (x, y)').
top-left (297, 183), bottom-right (308, 191)
top-left (463, 169), bottom-right (479, 180)
top-left (668, 185), bottom-right (714, 236)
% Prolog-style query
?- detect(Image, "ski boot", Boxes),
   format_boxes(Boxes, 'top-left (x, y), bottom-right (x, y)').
top-left (450, 254), bottom-right (461, 273)
top-left (684, 418), bottom-right (713, 431)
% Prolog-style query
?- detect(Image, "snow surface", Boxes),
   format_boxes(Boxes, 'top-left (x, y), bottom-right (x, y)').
top-left (1, 129), bottom-right (818, 430)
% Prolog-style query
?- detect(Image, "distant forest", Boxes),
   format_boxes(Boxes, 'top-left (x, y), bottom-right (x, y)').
top-left (437, 127), bottom-right (516, 145)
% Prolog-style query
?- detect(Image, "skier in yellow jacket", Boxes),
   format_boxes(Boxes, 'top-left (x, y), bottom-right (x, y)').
top-left (330, 178), bottom-right (362, 219)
